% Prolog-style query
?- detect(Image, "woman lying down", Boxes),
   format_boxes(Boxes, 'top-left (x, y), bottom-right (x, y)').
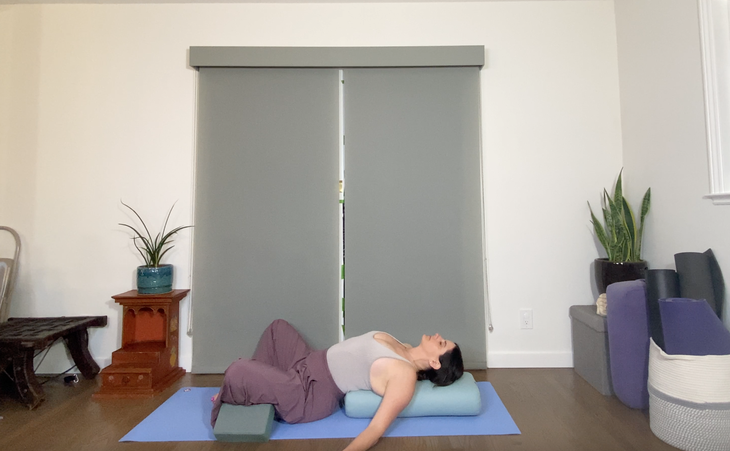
top-left (211, 319), bottom-right (464, 451)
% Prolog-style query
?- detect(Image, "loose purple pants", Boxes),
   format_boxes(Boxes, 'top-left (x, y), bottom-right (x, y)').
top-left (211, 319), bottom-right (345, 426)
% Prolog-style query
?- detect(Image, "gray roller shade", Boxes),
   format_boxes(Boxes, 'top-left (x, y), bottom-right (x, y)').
top-left (343, 67), bottom-right (486, 369)
top-left (189, 46), bottom-right (484, 68)
top-left (192, 68), bottom-right (340, 372)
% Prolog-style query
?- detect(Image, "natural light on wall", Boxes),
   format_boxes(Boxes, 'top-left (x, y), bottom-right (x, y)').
top-left (700, 0), bottom-right (730, 204)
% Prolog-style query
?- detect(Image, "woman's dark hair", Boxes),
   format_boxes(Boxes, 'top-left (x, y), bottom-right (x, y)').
top-left (416, 344), bottom-right (464, 386)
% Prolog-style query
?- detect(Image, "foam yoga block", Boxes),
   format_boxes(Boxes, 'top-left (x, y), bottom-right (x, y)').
top-left (213, 403), bottom-right (275, 442)
top-left (344, 372), bottom-right (481, 418)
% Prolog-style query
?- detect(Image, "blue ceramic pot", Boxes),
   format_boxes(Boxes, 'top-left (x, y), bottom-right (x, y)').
top-left (137, 264), bottom-right (173, 294)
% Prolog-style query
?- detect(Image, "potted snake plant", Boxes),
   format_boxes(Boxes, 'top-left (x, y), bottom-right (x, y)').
top-left (119, 201), bottom-right (192, 294)
top-left (588, 170), bottom-right (651, 294)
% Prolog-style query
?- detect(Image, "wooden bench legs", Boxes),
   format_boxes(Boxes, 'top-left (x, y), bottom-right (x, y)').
top-left (9, 329), bottom-right (101, 409)
top-left (12, 348), bottom-right (45, 410)
top-left (63, 328), bottom-right (100, 380)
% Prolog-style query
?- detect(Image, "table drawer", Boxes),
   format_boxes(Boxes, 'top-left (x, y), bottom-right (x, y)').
top-left (101, 369), bottom-right (153, 390)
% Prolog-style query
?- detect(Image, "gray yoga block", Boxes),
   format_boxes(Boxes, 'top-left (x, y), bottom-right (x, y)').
top-left (569, 305), bottom-right (613, 395)
top-left (213, 403), bottom-right (275, 442)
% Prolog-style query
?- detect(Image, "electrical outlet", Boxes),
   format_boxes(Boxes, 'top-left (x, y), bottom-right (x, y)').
top-left (520, 308), bottom-right (533, 329)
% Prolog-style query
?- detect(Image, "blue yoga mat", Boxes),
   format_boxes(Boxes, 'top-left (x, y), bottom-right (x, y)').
top-left (120, 382), bottom-right (520, 442)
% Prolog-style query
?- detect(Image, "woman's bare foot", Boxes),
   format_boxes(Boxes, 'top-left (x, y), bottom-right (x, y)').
top-left (211, 393), bottom-right (219, 403)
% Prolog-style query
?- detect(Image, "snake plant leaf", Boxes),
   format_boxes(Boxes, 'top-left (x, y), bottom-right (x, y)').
top-left (606, 191), bottom-right (622, 238)
top-left (621, 196), bottom-right (637, 260)
top-left (640, 188), bottom-right (651, 221)
top-left (602, 190), bottom-right (616, 242)
top-left (613, 170), bottom-right (623, 210)
top-left (635, 187), bottom-right (651, 259)
top-left (587, 170), bottom-right (651, 263)
top-left (589, 202), bottom-right (612, 260)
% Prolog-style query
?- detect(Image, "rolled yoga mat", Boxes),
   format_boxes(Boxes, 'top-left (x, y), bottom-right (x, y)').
top-left (703, 248), bottom-right (725, 318)
top-left (674, 250), bottom-right (722, 317)
top-left (645, 269), bottom-right (680, 351)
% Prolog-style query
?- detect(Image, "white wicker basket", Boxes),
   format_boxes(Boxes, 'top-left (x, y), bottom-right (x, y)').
top-left (648, 339), bottom-right (730, 451)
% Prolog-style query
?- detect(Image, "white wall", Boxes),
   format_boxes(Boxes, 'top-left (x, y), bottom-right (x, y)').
top-left (615, 0), bottom-right (730, 330)
top-left (0, 1), bottom-right (622, 372)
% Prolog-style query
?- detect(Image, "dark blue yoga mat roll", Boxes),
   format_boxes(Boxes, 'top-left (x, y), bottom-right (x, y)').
top-left (674, 250), bottom-right (723, 317)
top-left (645, 269), bottom-right (680, 351)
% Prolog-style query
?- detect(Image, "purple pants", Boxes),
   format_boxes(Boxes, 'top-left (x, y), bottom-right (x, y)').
top-left (211, 319), bottom-right (344, 426)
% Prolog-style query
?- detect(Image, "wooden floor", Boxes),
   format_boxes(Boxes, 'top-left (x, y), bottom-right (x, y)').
top-left (0, 369), bottom-right (679, 451)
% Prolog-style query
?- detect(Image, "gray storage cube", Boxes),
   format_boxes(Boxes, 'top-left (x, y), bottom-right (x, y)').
top-left (569, 305), bottom-right (613, 395)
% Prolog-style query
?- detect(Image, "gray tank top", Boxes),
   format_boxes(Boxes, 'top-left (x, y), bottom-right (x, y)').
top-left (326, 331), bottom-right (411, 393)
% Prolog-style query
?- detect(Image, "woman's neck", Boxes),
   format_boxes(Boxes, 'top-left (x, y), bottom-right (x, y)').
top-left (405, 346), bottom-right (431, 371)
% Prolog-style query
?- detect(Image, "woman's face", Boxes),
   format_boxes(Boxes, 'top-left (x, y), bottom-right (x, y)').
top-left (421, 333), bottom-right (456, 361)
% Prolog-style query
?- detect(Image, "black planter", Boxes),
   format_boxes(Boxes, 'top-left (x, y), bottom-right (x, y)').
top-left (594, 258), bottom-right (647, 294)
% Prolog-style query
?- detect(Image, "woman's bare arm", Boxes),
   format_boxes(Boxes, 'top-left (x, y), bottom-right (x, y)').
top-left (343, 364), bottom-right (416, 451)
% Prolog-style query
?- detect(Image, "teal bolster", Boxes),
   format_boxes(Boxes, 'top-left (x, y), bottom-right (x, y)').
top-left (344, 372), bottom-right (481, 418)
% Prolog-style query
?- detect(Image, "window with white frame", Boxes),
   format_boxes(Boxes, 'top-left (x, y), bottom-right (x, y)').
top-left (699, 0), bottom-right (730, 204)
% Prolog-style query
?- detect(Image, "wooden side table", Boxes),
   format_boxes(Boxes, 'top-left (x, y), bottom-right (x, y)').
top-left (94, 289), bottom-right (189, 399)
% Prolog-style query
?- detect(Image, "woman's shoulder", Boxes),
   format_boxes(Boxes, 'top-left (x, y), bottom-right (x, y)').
top-left (370, 356), bottom-right (417, 395)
